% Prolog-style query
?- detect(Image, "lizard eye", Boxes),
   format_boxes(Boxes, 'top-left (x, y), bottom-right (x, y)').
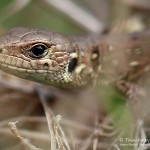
top-left (29, 44), bottom-right (48, 58)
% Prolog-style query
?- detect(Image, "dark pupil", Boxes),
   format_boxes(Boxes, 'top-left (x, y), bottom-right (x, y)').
top-left (68, 58), bottom-right (77, 73)
top-left (30, 45), bottom-right (47, 58)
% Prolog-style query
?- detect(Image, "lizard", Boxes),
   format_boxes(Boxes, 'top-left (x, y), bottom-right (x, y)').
top-left (0, 27), bottom-right (149, 90)
top-left (0, 27), bottom-right (150, 146)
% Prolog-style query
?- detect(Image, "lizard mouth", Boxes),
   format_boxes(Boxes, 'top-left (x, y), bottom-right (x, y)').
top-left (0, 55), bottom-right (66, 85)
top-left (0, 54), bottom-right (63, 85)
top-left (0, 53), bottom-right (62, 72)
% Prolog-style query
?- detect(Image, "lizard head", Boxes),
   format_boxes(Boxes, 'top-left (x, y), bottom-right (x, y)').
top-left (0, 27), bottom-right (93, 88)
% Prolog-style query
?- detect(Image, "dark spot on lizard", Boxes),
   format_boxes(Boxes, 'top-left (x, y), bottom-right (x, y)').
top-left (91, 46), bottom-right (100, 71)
top-left (91, 47), bottom-right (99, 61)
top-left (43, 63), bottom-right (49, 67)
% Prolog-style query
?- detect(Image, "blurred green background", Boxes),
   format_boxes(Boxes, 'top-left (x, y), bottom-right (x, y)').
top-left (0, 0), bottom-right (104, 34)
top-left (0, 0), bottom-right (150, 35)
top-left (0, 0), bottom-right (149, 35)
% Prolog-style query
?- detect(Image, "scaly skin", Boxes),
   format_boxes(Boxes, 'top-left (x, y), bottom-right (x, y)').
top-left (0, 27), bottom-right (150, 88)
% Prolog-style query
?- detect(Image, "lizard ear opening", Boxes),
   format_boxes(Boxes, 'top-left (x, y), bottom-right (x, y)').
top-left (68, 57), bottom-right (78, 73)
